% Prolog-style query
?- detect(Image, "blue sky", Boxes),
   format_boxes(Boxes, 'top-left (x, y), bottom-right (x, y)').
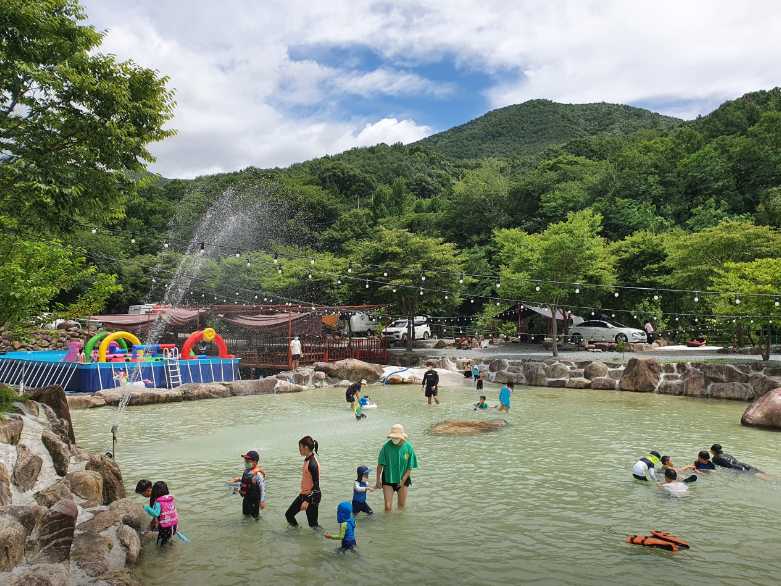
top-left (82, 0), bottom-right (781, 178)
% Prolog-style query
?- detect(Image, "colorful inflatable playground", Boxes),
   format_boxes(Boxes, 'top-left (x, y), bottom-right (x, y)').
top-left (0, 328), bottom-right (239, 393)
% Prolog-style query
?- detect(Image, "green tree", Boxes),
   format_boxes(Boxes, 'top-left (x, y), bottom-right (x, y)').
top-left (495, 210), bottom-right (616, 356)
top-left (347, 228), bottom-right (464, 350)
top-left (0, 0), bottom-right (175, 233)
top-left (711, 258), bottom-right (781, 360)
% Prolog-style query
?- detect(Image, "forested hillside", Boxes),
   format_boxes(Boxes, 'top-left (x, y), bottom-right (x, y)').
top-left (418, 99), bottom-right (681, 159)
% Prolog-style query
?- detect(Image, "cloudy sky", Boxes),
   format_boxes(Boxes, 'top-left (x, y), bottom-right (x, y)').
top-left (82, 0), bottom-right (781, 178)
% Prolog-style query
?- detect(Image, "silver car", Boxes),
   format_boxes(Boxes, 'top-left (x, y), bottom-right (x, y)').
top-left (570, 320), bottom-right (646, 344)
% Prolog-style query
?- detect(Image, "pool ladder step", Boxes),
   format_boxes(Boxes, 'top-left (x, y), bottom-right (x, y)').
top-left (164, 358), bottom-right (182, 388)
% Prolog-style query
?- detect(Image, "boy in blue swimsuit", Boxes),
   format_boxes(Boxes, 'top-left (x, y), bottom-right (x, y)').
top-left (352, 466), bottom-right (374, 516)
top-left (325, 501), bottom-right (357, 551)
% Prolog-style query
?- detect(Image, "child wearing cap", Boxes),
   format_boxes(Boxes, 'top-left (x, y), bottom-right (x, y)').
top-left (352, 466), bottom-right (374, 516)
top-left (229, 450), bottom-right (266, 520)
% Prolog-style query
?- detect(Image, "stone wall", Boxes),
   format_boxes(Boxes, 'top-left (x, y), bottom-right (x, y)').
top-left (469, 357), bottom-right (781, 402)
top-left (0, 322), bottom-right (99, 353)
top-left (1, 386), bottom-right (145, 585)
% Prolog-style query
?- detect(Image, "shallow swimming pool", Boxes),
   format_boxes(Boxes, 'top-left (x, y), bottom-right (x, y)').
top-left (71, 382), bottom-right (781, 586)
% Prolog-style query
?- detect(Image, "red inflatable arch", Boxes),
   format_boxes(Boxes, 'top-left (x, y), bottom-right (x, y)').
top-left (181, 328), bottom-right (234, 359)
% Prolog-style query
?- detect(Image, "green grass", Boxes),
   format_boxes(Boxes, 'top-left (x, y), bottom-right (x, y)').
top-left (0, 384), bottom-right (18, 415)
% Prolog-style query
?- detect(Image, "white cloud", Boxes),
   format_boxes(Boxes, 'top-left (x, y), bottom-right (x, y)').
top-left (81, 0), bottom-right (781, 177)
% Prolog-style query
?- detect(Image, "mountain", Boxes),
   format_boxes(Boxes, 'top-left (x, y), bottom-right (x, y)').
top-left (417, 99), bottom-right (682, 159)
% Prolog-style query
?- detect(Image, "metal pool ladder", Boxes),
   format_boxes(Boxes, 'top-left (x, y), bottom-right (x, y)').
top-left (164, 357), bottom-right (182, 389)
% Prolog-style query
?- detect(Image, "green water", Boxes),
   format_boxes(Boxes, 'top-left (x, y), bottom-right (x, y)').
top-left (71, 383), bottom-right (781, 586)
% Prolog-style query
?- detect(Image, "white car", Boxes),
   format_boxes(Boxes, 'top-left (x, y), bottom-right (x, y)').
top-left (382, 316), bottom-right (431, 342)
top-left (570, 320), bottom-right (646, 344)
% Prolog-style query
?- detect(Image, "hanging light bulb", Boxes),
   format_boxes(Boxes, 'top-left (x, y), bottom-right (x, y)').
top-left (235, 291), bottom-right (239, 296)
top-left (575, 285), bottom-right (580, 294)
top-left (496, 301), bottom-right (500, 306)
top-left (310, 258), bottom-right (315, 266)
top-left (421, 274), bottom-right (426, 282)
top-left (308, 273), bottom-right (312, 279)
top-left (246, 259), bottom-right (251, 268)
top-left (675, 316), bottom-right (679, 321)
top-left (392, 288), bottom-right (397, 293)
top-left (163, 241), bottom-right (169, 249)
top-left (151, 277), bottom-right (156, 283)
top-left (445, 294), bottom-right (449, 300)
top-left (694, 292), bottom-right (699, 303)
top-left (235, 249), bottom-right (240, 258)
top-left (131, 237), bottom-right (136, 244)
top-left (470, 298), bottom-right (475, 304)
top-left (775, 298), bottom-right (780, 307)
top-left (653, 291), bottom-right (659, 301)
top-left (365, 280), bottom-right (369, 289)
top-left (419, 288), bottom-right (424, 296)
top-left (337, 278), bottom-right (342, 285)
top-left (496, 282), bottom-right (501, 289)
top-left (278, 265), bottom-right (283, 274)
top-left (458, 274), bottom-right (464, 284)
top-left (613, 291), bottom-right (619, 298)
top-left (735, 296), bottom-right (741, 305)
top-left (611, 313), bottom-right (615, 318)
top-left (347, 263), bottom-right (353, 274)
top-left (383, 271), bottom-right (388, 277)
top-left (591, 311), bottom-right (595, 316)
top-left (254, 295), bottom-right (258, 300)
top-left (273, 253), bottom-right (278, 264)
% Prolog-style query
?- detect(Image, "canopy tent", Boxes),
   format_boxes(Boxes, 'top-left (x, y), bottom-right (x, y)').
top-left (223, 312), bottom-right (323, 336)
top-left (88, 308), bottom-right (206, 333)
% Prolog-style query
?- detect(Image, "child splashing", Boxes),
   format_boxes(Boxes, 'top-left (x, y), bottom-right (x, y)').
top-left (325, 501), bottom-right (357, 552)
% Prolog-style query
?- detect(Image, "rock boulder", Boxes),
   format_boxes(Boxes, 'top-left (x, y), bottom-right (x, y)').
top-left (741, 388), bottom-right (781, 430)
top-left (179, 383), bottom-right (231, 401)
top-left (66, 394), bottom-right (106, 410)
top-left (34, 478), bottom-right (73, 508)
top-left (25, 386), bottom-right (75, 443)
top-left (0, 515), bottom-right (26, 571)
top-left (226, 378), bottom-right (277, 396)
top-left (313, 359), bottom-right (384, 383)
top-left (583, 361), bottom-right (608, 379)
top-left (619, 358), bottom-right (661, 392)
top-left (12, 444), bottom-right (43, 491)
top-left (0, 416), bottom-right (23, 444)
top-left (566, 377), bottom-right (591, 389)
top-left (85, 455), bottom-right (125, 505)
top-left (65, 470), bottom-right (103, 503)
top-left (41, 431), bottom-right (70, 476)
top-left (7, 563), bottom-right (69, 586)
top-left (107, 498), bottom-right (146, 531)
top-left (117, 523), bottom-right (141, 564)
top-left (545, 362), bottom-right (570, 379)
top-left (591, 377), bottom-right (618, 390)
top-left (488, 359), bottom-right (509, 372)
top-left (31, 497), bottom-right (78, 564)
top-left (523, 362), bottom-right (547, 386)
top-left (708, 382), bottom-right (755, 401)
top-left (0, 463), bottom-right (11, 506)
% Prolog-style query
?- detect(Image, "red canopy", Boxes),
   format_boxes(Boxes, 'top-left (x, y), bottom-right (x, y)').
top-left (89, 308), bottom-right (205, 332)
top-left (224, 312), bottom-right (322, 336)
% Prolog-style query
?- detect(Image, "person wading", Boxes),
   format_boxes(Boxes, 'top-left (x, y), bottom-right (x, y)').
top-left (422, 364), bottom-right (440, 405)
top-left (290, 336), bottom-right (302, 369)
top-left (375, 424), bottom-right (418, 512)
top-left (285, 436), bottom-right (321, 529)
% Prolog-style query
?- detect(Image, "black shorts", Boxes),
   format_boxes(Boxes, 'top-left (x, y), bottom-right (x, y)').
top-left (632, 474), bottom-right (648, 481)
top-left (292, 354), bottom-right (301, 360)
top-left (424, 386), bottom-right (438, 397)
top-left (383, 477), bottom-right (412, 492)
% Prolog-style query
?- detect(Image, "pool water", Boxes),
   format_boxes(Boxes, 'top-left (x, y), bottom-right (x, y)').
top-left (71, 382), bottom-right (781, 586)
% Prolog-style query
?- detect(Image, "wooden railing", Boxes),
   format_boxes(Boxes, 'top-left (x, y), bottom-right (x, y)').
top-left (229, 336), bottom-right (388, 369)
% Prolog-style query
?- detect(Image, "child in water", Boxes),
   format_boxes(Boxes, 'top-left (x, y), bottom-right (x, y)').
top-left (325, 501), bottom-right (357, 552)
top-left (660, 468), bottom-right (688, 496)
top-left (352, 466), bottom-right (374, 516)
top-left (135, 479), bottom-right (157, 531)
top-left (474, 395), bottom-right (489, 410)
top-left (144, 481), bottom-right (179, 545)
top-left (229, 450), bottom-right (267, 520)
top-left (353, 399), bottom-right (367, 420)
top-left (498, 382), bottom-right (513, 412)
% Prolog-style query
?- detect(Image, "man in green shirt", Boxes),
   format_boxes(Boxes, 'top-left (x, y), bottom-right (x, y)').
top-left (375, 423), bottom-right (418, 512)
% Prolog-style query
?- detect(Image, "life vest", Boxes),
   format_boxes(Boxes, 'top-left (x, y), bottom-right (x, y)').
top-left (239, 467), bottom-right (261, 498)
top-left (640, 454), bottom-right (660, 468)
top-left (627, 531), bottom-right (689, 552)
top-left (156, 494), bottom-right (178, 529)
top-left (301, 454), bottom-right (320, 495)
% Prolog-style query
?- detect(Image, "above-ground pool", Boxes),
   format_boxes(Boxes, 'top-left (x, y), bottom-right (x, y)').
top-left (71, 382), bottom-right (781, 586)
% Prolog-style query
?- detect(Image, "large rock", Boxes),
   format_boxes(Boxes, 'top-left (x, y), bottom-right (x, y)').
top-left (117, 523), bottom-right (141, 564)
top-left (78, 508), bottom-right (121, 533)
top-left (708, 382), bottom-right (755, 401)
top-left (699, 363), bottom-right (749, 385)
top-left (494, 371), bottom-right (526, 385)
top-left (741, 388), bottom-right (781, 430)
top-left (523, 362), bottom-right (547, 386)
top-left (545, 362), bottom-right (570, 379)
top-left (66, 394), bottom-right (107, 410)
top-left (488, 359), bottom-right (509, 372)
top-left (431, 419), bottom-right (508, 435)
top-left (71, 530), bottom-right (113, 577)
top-left (32, 497), bottom-right (78, 564)
top-left (313, 359), bottom-right (384, 383)
top-left (566, 377), bottom-right (591, 389)
top-left (591, 376), bottom-right (618, 390)
top-left (680, 366), bottom-right (706, 397)
top-left (25, 386), bottom-right (75, 444)
top-left (748, 373), bottom-right (781, 397)
top-left (66, 470), bottom-right (103, 503)
top-left (226, 378), bottom-right (277, 396)
top-left (107, 498), bottom-right (146, 531)
top-left (0, 463), bottom-right (11, 506)
top-left (179, 383), bottom-right (231, 401)
top-left (7, 563), bottom-right (69, 586)
top-left (12, 444), bottom-right (43, 491)
top-left (545, 378), bottom-right (568, 388)
top-left (0, 504), bottom-right (47, 534)
top-left (95, 388), bottom-right (183, 406)
top-left (619, 358), bottom-right (661, 392)
top-left (583, 361), bottom-right (608, 379)
top-left (0, 515), bottom-right (26, 571)
top-left (41, 431), bottom-right (70, 476)
top-left (0, 416), bottom-right (23, 444)
top-left (34, 478), bottom-right (73, 508)
top-left (657, 380), bottom-right (685, 396)
top-left (86, 455), bottom-right (125, 505)
top-left (273, 380), bottom-right (307, 394)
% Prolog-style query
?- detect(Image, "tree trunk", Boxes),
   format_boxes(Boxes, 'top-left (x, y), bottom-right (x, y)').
top-left (762, 325), bottom-right (770, 361)
top-left (406, 312), bottom-right (414, 351)
top-left (549, 304), bottom-right (558, 357)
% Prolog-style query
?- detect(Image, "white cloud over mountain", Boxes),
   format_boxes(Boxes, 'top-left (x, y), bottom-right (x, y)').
top-left (83, 0), bottom-right (781, 178)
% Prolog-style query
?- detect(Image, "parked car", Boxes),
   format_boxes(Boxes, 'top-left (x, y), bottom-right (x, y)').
top-left (382, 316), bottom-right (431, 342)
top-left (569, 320), bottom-right (646, 344)
top-left (344, 312), bottom-right (380, 336)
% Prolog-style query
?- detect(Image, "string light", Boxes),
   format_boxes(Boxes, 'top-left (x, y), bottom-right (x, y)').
top-left (694, 293), bottom-right (699, 303)
top-left (383, 271), bottom-right (388, 277)
top-left (273, 253), bottom-right (278, 264)
top-left (365, 280), bottom-right (369, 289)
top-left (130, 238), bottom-right (136, 244)
top-left (421, 274), bottom-right (426, 282)
top-left (235, 249), bottom-right (240, 258)
top-left (735, 296), bottom-right (741, 305)
top-left (613, 291), bottom-right (619, 298)
top-left (535, 285), bottom-right (540, 292)
top-left (163, 241), bottom-right (169, 249)
top-left (246, 259), bottom-right (251, 268)
top-left (419, 288), bottom-right (424, 296)
top-left (458, 274), bottom-right (464, 284)
top-left (653, 291), bottom-right (659, 301)
top-left (575, 285), bottom-right (580, 294)
top-left (310, 258), bottom-right (315, 266)
top-left (277, 265), bottom-right (283, 274)
top-left (347, 263), bottom-right (353, 274)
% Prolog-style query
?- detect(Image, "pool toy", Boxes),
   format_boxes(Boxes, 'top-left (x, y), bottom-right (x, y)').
top-left (84, 331), bottom-right (129, 363)
top-left (64, 340), bottom-right (83, 362)
top-left (627, 531), bottom-right (689, 552)
top-left (97, 331), bottom-right (141, 363)
top-left (181, 328), bottom-right (234, 359)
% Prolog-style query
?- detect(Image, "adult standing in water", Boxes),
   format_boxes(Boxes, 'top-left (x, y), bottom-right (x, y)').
top-left (289, 336), bottom-right (302, 369)
top-left (285, 436), bottom-right (321, 528)
top-left (422, 364), bottom-right (440, 405)
top-left (375, 424), bottom-right (418, 512)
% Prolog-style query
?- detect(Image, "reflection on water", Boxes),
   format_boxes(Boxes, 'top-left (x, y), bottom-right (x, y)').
top-left (71, 383), bottom-right (781, 586)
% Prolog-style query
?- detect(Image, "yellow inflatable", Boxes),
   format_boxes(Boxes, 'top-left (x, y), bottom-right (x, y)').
top-left (97, 331), bottom-right (141, 362)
